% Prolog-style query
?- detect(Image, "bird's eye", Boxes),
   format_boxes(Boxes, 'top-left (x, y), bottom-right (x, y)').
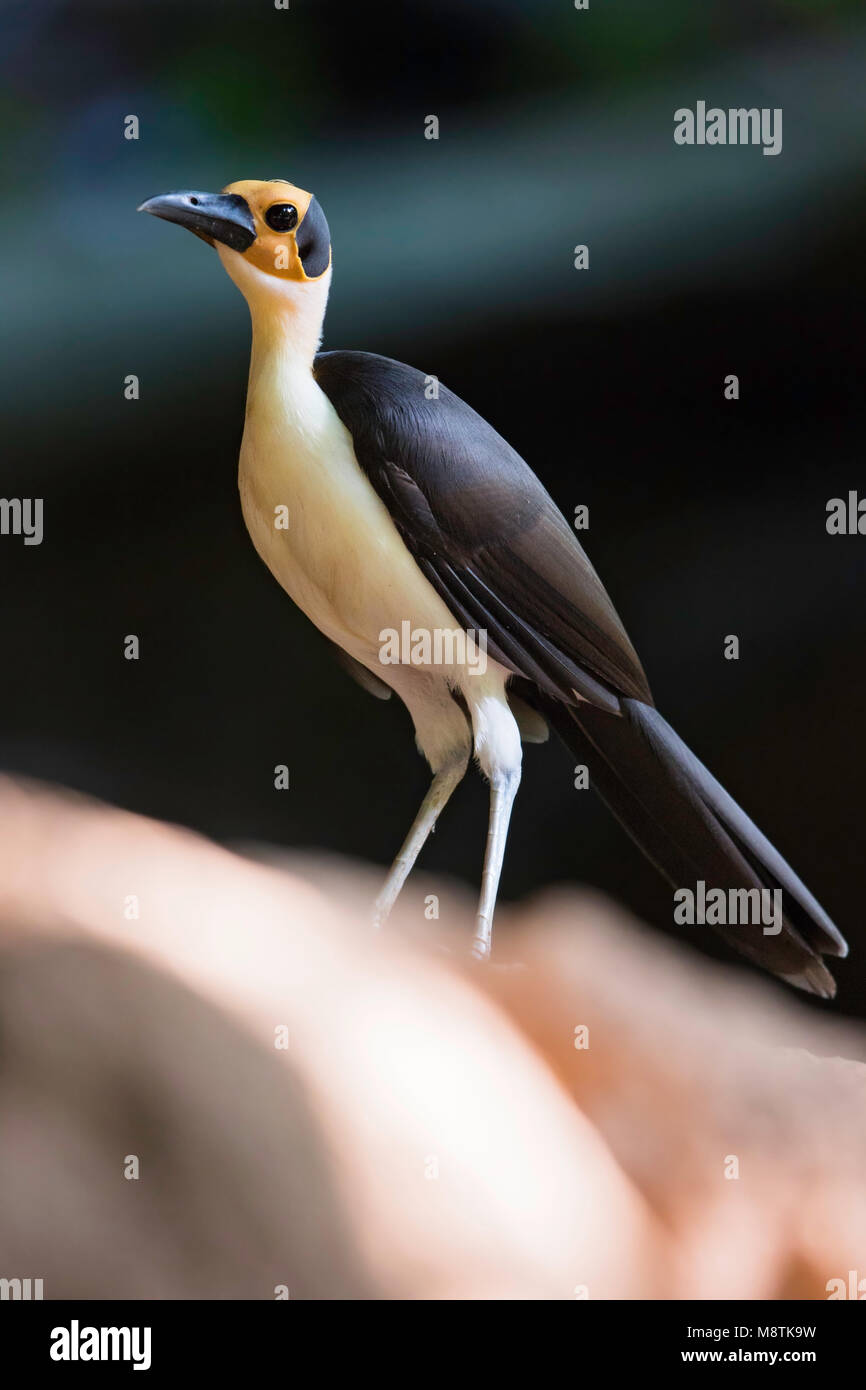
top-left (265, 203), bottom-right (298, 232)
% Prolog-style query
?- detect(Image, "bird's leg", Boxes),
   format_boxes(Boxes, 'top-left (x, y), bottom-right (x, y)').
top-left (373, 753), bottom-right (468, 929)
top-left (471, 768), bottom-right (521, 961)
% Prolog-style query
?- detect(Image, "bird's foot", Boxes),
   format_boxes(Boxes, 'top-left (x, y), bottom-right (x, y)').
top-left (469, 929), bottom-right (491, 962)
top-left (371, 900), bottom-right (389, 932)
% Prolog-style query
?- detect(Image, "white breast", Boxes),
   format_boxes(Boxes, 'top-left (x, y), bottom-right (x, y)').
top-left (237, 362), bottom-right (462, 679)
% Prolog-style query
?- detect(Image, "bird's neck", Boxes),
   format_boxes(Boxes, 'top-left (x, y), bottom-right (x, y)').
top-left (248, 307), bottom-right (318, 383)
top-left (244, 270), bottom-right (331, 392)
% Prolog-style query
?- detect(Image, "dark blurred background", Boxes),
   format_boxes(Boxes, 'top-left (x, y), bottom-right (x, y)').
top-left (1, 0), bottom-right (864, 1008)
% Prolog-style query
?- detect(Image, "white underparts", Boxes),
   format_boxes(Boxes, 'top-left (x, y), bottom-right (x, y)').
top-left (467, 689), bottom-right (523, 786)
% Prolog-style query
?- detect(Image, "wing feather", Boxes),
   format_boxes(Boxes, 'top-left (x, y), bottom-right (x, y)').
top-left (314, 350), bottom-right (651, 711)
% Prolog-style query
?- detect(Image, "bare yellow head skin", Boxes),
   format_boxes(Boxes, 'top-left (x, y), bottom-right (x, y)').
top-left (139, 177), bottom-right (333, 357)
top-left (222, 179), bottom-right (332, 283)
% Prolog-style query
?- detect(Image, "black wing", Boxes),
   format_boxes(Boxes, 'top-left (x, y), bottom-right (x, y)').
top-left (314, 350), bottom-right (651, 714)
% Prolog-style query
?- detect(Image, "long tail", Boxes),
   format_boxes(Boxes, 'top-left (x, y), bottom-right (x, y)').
top-left (540, 695), bottom-right (848, 996)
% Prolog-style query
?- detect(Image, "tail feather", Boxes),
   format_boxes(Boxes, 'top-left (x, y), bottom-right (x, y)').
top-left (542, 695), bottom-right (847, 997)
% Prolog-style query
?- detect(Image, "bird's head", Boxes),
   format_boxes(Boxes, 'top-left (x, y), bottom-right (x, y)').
top-left (138, 178), bottom-right (332, 319)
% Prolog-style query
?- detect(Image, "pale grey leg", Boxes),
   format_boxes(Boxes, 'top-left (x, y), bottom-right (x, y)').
top-left (373, 754), bottom-right (468, 928)
top-left (470, 768), bottom-right (521, 961)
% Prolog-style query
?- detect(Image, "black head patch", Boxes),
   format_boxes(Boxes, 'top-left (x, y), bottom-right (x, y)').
top-left (296, 196), bottom-right (331, 279)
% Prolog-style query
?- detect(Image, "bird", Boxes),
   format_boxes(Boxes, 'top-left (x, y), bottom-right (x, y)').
top-left (139, 178), bottom-right (848, 995)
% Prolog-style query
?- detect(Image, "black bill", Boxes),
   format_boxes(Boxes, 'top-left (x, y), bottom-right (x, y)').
top-left (137, 191), bottom-right (256, 252)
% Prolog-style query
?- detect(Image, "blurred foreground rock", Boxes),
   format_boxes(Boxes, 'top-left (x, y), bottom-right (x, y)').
top-left (0, 777), bottom-right (862, 1299)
